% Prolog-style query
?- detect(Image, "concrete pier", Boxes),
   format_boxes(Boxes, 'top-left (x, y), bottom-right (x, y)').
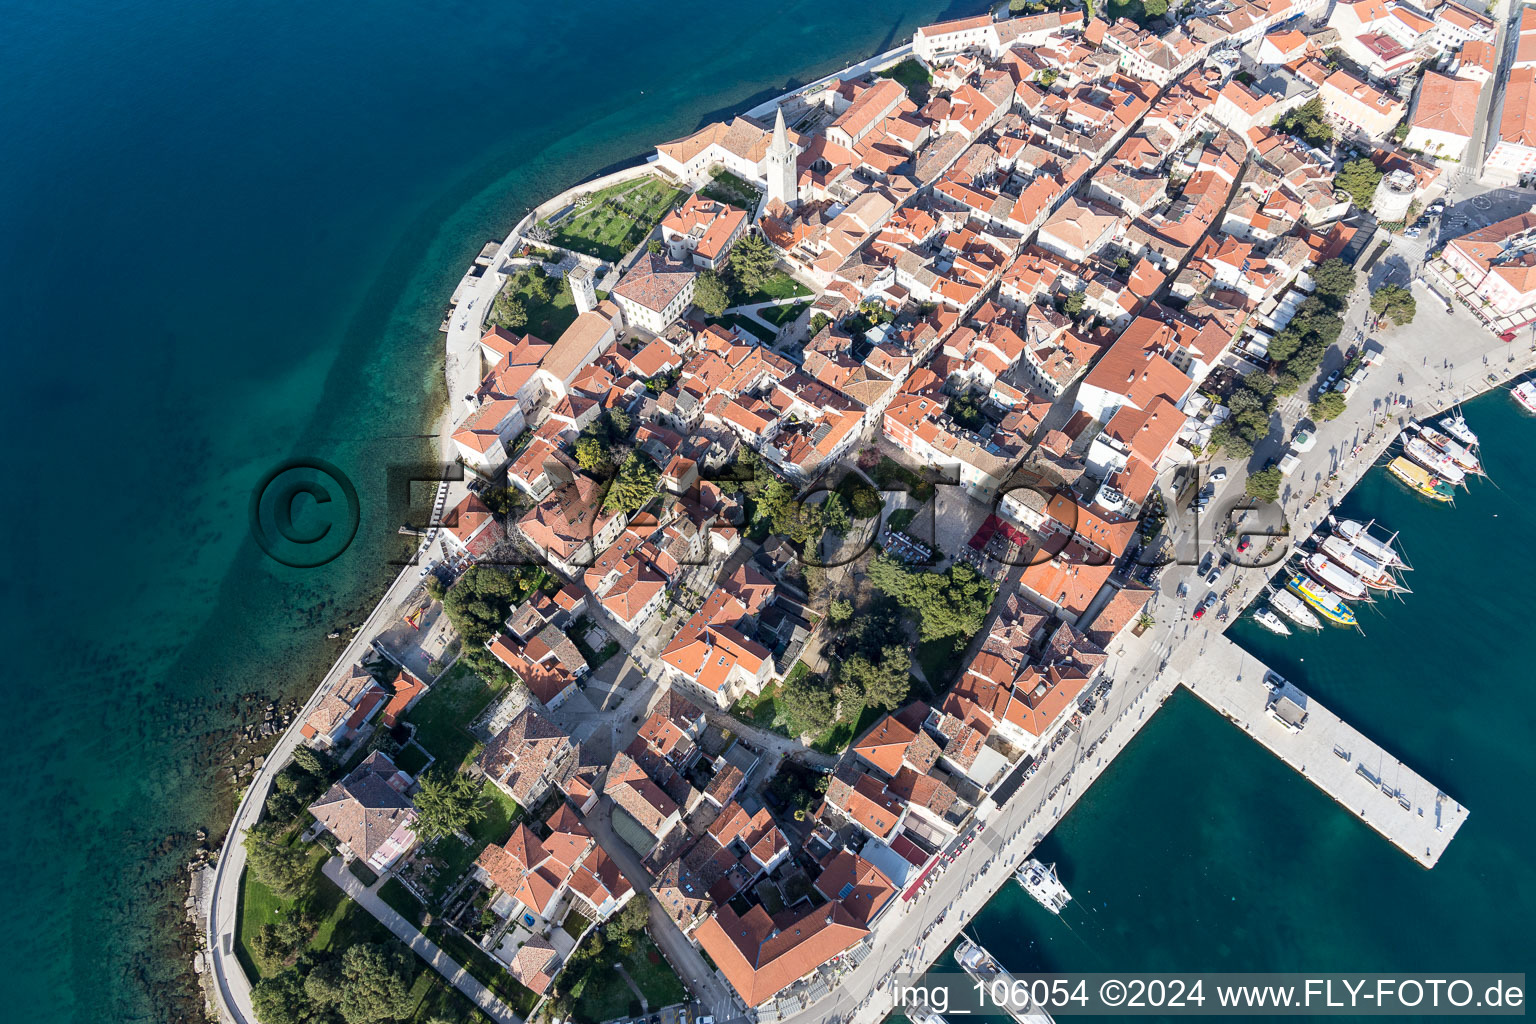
top-left (1182, 637), bottom-right (1468, 869)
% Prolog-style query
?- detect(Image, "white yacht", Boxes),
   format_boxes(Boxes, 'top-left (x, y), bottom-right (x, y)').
top-left (1333, 519), bottom-right (1408, 569)
top-left (1438, 411), bottom-right (1479, 448)
top-left (1015, 859), bottom-right (1072, 914)
top-left (1269, 589), bottom-right (1322, 630)
top-left (956, 937), bottom-right (1056, 1024)
top-left (1403, 435), bottom-right (1467, 486)
top-left (1253, 606), bottom-right (1292, 635)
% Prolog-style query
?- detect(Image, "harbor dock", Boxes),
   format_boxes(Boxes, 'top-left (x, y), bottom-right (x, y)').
top-left (1181, 637), bottom-right (1468, 869)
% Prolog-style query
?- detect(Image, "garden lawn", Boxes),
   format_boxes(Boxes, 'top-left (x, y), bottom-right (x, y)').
top-left (707, 313), bottom-right (776, 344)
top-left (494, 268), bottom-right (576, 340)
top-left (235, 849), bottom-right (397, 981)
top-left (379, 878), bottom-right (427, 928)
top-left (392, 740), bottom-right (431, 777)
top-left (812, 702), bottom-right (882, 755)
top-left (576, 937), bottom-right (686, 1022)
top-left (873, 456), bottom-right (936, 503)
top-left (877, 58), bottom-right (932, 103)
top-left (733, 269), bottom-right (811, 305)
top-left (547, 177), bottom-right (687, 262)
top-left (425, 923), bottom-right (540, 1016)
top-left (759, 301), bottom-right (808, 328)
top-left (423, 783), bottom-right (519, 903)
top-left (406, 661), bottom-right (507, 770)
top-left (698, 169), bottom-right (762, 210)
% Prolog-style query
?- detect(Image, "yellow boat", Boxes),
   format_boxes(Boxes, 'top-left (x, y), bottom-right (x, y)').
top-left (1387, 456), bottom-right (1454, 503)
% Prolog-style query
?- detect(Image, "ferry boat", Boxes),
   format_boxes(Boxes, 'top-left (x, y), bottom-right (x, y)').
top-left (1015, 859), bottom-right (1072, 914)
top-left (1253, 606), bottom-right (1292, 635)
top-left (956, 938), bottom-right (1056, 1024)
top-left (1402, 436), bottom-right (1467, 486)
top-left (1333, 518), bottom-right (1409, 568)
top-left (1302, 552), bottom-right (1371, 601)
top-left (1415, 424), bottom-right (1481, 474)
top-left (1318, 535), bottom-right (1407, 592)
top-left (1513, 380), bottom-right (1536, 413)
top-left (1387, 456), bottom-right (1456, 503)
top-left (1286, 572), bottom-right (1358, 627)
top-left (1439, 411), bottom-right (1479, 448)
top-left (1269, 589), bottom-right (1322, 630)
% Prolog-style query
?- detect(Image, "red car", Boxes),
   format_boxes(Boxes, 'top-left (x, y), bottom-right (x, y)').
top-left (1193, 603), bottom-right (1207, 620)
top-left (1237, 537), bottom-right (1252, 554)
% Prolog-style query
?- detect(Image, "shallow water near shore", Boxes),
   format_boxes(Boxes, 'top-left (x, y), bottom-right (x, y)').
top-left (961, 386), bottom-right (1535, 1018)
top-left (0, 0), bottom-right (979, 1019)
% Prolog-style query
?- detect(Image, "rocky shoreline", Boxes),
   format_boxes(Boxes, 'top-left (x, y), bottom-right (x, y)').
top-left (174, 692), bottom-right (303, 1022)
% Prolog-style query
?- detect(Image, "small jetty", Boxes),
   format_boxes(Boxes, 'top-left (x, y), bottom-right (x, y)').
top-left (1183, 639), bottom-right (1468, 869)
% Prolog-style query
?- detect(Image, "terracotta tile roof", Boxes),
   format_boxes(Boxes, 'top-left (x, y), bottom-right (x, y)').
top-left (614, 254), bottom-right (697, 315)
top-left (380, 668), bottom-right (426, 728)
top-left (477, 707), bottom-right (573, 803)
top-left (1085, 582), bottom-right (1155, 649)
top-left (506, 935), bottom-right (558, 994)
top-left (850, 712), bottom-right (942, 778)
top-left (695, 900), bottom-right (869, 1006)
top-left (823, 765), bottom-right (903, 838)
top-left (308, 752), bottom-right (415, 863)
top-left (813, 850), bottom-right (895, 926)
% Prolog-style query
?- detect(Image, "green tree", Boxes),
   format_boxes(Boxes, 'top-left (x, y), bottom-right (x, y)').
top-left (1369, 284), bottom-right (1417, 326)
top-left (441, 565), bottom-right (524, 645)
top-left (1309, 391), bottom-right (1347, 421)
top-left (1037, 68), bottom-right (1060, 88)
top-left (1063, 290), bottom-right (1086, 318)
top-left (1335, 157), bottom-right (1384, 211)
top-left (779, 670), bottom-right (835, 732)
top-left (847, 480), bottom-right (883, 519)
top-left (243, 823), bottom-right (313, 900)
top-left (603, 452), bottom-right (660, 514)
top-left (693, 271), bottom-right (730, 317)
top-left (303, 957), bottom-right (346, 1007)
top-left (840, 646), bottom-right (912, 712)
top-left (827, 599), bottom-right (854, 627)
top-left (574, 436), bottom-right (610, 473)
top-left (491, 295), bottom-right (527, 331)
top-left (1275, 97), bottom-right (1333, 148)
top-left (1143, 0), bottom-right (1168, 16)
top-left (821, 492), bottom-right (851, 536)
top-left (1266, 325), bottom-right (1304, 363)
top-left (251, 970), bottom-right (315, 1024)
top-left (291, 746), bottom-right (331, 780)
top-left (1209, 422), bottom-right (1254, 459)
top-left (647, 239), bottom-right (663, 256)
top-left (337, 943), bottom-right (414, 1024)
top-left (1245, 467), bottom-right (1283, 504)
top-left (866, 557), bottom-right (995, 644)
top-left (410, 767), bottom-right (488, 844)
top-left (606, 406), bottom-right (632, 436)
top-left (729, 233), bottom-right (778, 293)
top-left (1310, 258), bottom-right (1357, 308)
top-left (809, 312), bottom-right (832, 336)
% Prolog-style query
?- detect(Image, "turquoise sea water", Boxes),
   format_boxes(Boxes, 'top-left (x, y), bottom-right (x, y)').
top-left (0, 1), bottom-right (979, 1020)
top-left (964, 386), bottom-right (1535, 1015)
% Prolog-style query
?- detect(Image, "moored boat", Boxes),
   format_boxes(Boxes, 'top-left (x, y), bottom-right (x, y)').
top-left (1015, 859), bottom-right (1072, 914)
top-left (1403, 436), bottom-right (1467, 486)
top-left (956, 937), bottom-right (1056, 1024)
top-left (1287, 572), bottom-right (1358, 627)
top-left (1415, 423), bottom-right (1482, 474)
top-left (1253, 606), bottom-right (1292, 635)
top-left (1319, 535), bottom-right (1407, 591)
top-left (1387, 456), bottom-right (1456, 503)
top-left (1513, 381), bottom-right (1536, 413)
top-left (1270, 589), bottom-right (1322, 630)
top-left (1302, 552), bottom-right (1371, 601)
top-left (1333, 519), bottom-right (1408, 568)
top-left (1439, 411), bottom-right (1479, 448)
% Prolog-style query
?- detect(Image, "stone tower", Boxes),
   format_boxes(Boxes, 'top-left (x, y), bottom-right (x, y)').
top-left (567, 263), bottom-right (597, 315)
top-left (765, 107), bottom-right (798, 211)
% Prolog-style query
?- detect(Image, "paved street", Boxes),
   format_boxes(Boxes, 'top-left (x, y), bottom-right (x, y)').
top-left (320, 859), bottom-right (522, 1024)
top-left (574, 798), bottom-right (749, 1024)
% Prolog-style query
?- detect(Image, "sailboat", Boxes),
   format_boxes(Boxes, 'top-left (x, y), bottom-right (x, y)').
top-left (1269, 589), bottom-right (1322, 630)
top-left (1287, 572), bottom-right (1358, 627)
top-left (1403, 435), bottom-right (1467, 486)
top-left (1414, 422), bottom-right (1482, 474)
top-left (1319, 535), bottom-right (1409, 592)
top-left (1302, 552), bottom-right (1371, 601)
top-left (1253, 605), bottom-right (1293, 635)
top-left (1513, 380), bottom-right (1536, 413)
top-left (1438, 410), bottom-right (1479, 448)
top-left (1333, 518), bottom-right (1409, 569)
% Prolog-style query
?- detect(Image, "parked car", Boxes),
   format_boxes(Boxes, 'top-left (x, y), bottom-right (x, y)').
top-left (1177, 580), bottom-right (1190, 598)
top-left (1237, 536), bottom-right (1252, 554)
top-left (1210, 466), bottom-right (1227, 482)
top-left (1198, 552), bottom-right (1214, 576)
top-left (1193, 591), bottom-right (1218, 619)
